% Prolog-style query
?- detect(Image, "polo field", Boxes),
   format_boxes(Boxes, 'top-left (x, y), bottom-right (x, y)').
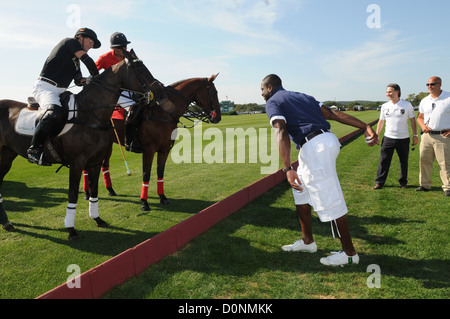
top-left (0, 112), bottom-right (448, 299)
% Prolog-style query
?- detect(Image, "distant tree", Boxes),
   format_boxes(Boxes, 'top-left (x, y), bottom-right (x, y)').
top-left (234, 103), bottom-right (265, 113)
top-left (406, 92), bottom-right (428, 106)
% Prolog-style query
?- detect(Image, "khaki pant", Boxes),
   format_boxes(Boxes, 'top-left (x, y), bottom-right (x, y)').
top-left (419, 133), bottom-right (450, 191)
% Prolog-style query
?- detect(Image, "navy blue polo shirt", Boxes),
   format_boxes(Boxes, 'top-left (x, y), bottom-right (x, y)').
top-left (265, 86), bottom-right (330, 149)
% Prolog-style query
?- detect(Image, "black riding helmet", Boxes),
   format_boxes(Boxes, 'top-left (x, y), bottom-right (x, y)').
top-left (110, 32), bottom-right (131, 48)
top-left (74, 28), bottom-right (101, 49)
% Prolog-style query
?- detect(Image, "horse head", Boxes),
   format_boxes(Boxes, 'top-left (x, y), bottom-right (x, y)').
top-left (113, 49), bottom-right (156, 104)
top-left (194, 73), bottom-right (222, 124)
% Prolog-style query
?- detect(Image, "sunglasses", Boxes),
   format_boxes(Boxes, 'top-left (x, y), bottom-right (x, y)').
top-left (427, 83), bottom-right (438, 87)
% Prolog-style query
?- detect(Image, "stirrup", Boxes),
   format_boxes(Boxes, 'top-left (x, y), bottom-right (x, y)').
top-left (125, 141), bottom-right (143, 153)
top-left (27, 148), bottom-right (51, 166)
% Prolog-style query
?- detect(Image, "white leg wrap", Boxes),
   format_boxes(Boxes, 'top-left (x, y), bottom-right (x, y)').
top-left (65, 203), bottom-right (77, 228)
top-left (89, 198), bottom-right (99, 219)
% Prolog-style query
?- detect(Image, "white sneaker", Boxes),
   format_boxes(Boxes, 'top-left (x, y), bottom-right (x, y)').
top-left (281, 240), bottom-right (317, 253)
top-left (320, 250), bottom-right (359, 266)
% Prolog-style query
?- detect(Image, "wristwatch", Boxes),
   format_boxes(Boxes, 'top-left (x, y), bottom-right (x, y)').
top-left (282, 166), bottom-right (294, 173)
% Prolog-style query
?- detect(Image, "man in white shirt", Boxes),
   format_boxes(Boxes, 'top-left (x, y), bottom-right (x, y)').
top-left (374, 84), bottom-right (418, 189)
top-left (416, 77), bottom-right (450, 196)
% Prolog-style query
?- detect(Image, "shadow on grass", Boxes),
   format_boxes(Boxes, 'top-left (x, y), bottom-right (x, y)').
top-left (12, 222), bottom-right (160, 257)
top-left (2, 181), bottom-right (68, 213)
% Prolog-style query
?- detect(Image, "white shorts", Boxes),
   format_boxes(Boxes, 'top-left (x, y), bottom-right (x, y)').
top-left (292, 132), bottom-right (348, 222)
top-left (32, 80), bottom-right (66, 111)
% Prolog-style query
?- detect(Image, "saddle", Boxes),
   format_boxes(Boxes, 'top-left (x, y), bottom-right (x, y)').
top-left (17, 92), bottom-right (75, 165)
top-left (26, 91), bottom-right (72, 112)
top-left (18, 92), bottom-right (75, 135)
top-left (27, 97), bottom-right (39, 110)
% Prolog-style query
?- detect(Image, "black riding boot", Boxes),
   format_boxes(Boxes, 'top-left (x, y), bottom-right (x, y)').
top-left (27, 123), bottom-right (51, 166)
top-left (27, 104), bottom-right (66, 166)
top-left (124, 104), bottom-right (143, 153)
top-left (124, 123), bottom-right (143, 153)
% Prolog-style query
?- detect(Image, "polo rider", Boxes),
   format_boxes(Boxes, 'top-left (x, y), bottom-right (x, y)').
top-left (27, 28), bottom-right (101, 166)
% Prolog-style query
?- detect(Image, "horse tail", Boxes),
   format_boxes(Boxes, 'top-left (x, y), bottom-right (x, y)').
top-left (0, 100), bottom-right (15, 120)
top-left (0, 99), bottom-right (25, 113)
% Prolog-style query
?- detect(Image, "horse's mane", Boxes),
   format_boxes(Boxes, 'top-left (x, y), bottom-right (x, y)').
top-left (168, 77), bottom-right (202, 88)
top-left (77, 66), bottom-right (116, 97)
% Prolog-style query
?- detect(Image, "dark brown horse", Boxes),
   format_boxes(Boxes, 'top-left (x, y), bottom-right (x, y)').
top-left (85, 74), bottom-right (222, 211)
top-left (0, 49), bottom-right (160, 240)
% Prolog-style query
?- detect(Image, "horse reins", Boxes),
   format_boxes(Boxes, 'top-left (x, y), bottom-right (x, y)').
top-left (145, 78), bottom-right (218, 128)
top-left (71, 64), bottom-right (153, 130)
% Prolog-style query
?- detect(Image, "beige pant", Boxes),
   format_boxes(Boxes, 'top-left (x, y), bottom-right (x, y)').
top-left (419, 133), bottom-right (450, 191)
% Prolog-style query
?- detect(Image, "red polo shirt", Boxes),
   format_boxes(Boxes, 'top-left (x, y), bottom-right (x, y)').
top-left (96, 50), bottom-right (122, 71)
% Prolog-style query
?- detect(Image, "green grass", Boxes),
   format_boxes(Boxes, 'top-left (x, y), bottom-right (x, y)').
top-left (0, 111), bottom-right (448, 299)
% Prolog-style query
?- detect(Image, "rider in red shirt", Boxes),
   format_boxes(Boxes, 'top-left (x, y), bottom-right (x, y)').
top-left (96, 32), bottom-right (130, 122)
top-left (95, 32), bottom-right (143, 152)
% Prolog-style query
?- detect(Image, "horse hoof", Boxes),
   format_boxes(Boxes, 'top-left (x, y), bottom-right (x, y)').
top-left (94, 217), bottom-right (109, 228)
top-left (141, 199), bottom-right (150, 211)
top-left (107, 187), bottom-right (117, 196)
top-left (159, 195), bottom-right (169, 205)
top-left (67, 228), bottom-right (80, 241)
top-left (69, 234), bottom-right (81, 241)
top-left (2, 222), bottom-right (15, 232)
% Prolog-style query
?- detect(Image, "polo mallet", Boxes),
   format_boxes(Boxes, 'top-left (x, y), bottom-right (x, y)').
top-left (110, 118), bottom-right (131, 176)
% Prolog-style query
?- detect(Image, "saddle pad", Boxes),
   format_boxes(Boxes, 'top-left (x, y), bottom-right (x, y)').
top-left (15, 95), bottom-right (76, 136)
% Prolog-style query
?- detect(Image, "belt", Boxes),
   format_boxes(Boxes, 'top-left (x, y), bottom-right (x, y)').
top-left (38, 77), bottom-right (63, 88)
top-left (299, 129), bottom-right (330, 147)
top-left (429, 130), bottom-right (450, 134)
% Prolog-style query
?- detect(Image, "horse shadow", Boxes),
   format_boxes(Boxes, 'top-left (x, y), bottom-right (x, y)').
top-left (11, 222), bottom-right (161, 256)
top-left (2, 181), bottom-right (68, 213)
top-left (100, 192), bottom-right (217, 216)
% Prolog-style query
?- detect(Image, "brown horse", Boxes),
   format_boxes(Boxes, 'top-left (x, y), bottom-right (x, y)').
top-left (84, 75), bottom-right (222, 211)
top-left (0, 49), bottom-right (160, 240)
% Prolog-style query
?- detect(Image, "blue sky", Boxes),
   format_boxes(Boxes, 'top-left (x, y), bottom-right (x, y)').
top-left (1, 0), bottom-right (449, 104)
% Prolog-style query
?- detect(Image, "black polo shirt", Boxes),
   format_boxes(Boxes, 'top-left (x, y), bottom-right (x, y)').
top-left (39, 38), bottom-right (83, 88)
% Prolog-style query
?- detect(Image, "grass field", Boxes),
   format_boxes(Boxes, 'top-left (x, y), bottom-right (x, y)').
top-left (0, 111), bottom-right (448, 299)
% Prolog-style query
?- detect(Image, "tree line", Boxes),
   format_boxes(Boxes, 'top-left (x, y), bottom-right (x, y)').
top-left (233, 91), bottom-right (428, 113)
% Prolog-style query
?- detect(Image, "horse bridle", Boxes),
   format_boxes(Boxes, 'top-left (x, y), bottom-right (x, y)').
top-left (121, 57), bottom-right (155, 105)
top-left (169, 78), bottom-right (219, 125)
top-left (71, 57), bottom-right (155, 130)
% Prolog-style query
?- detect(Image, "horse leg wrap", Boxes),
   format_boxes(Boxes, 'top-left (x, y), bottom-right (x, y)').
top-left (157, 178), bottom-right (164, 196)
top-left (65, 203), bottom-right (77, 228)
top-left (89, 198), bottom-right (99, 219)
top-left (141, 182), bottom-right (149, 200)
top-left (102, 166), bottom-right (112, 188)
top-left (83, 170), bottom-right (89, 191)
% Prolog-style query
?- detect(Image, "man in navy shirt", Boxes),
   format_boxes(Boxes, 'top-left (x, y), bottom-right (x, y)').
top-left (262, 74), bottom-right (377, 266)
